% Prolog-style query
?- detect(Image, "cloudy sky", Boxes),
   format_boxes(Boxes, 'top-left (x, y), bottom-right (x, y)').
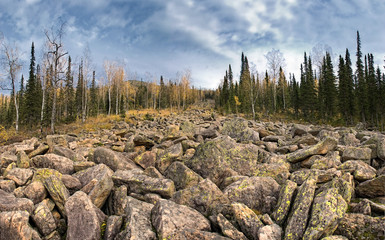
top-left (1, 0), bottom-right (385, 89)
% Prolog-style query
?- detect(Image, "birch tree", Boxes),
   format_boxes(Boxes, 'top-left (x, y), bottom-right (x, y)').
top-left (265, 49), bottom-right (285, 112)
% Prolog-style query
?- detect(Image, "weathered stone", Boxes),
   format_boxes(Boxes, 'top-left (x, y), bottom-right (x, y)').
top-left (104, 215), bottom-right (123, 240)
top-left (377, 137), bottom-right (385, 161)
top-left (317, 174), bottom-right (354, 203)
top-left (144, 166), bottom-right (164, 178)
top-left (133, 134), bottom-right (155, 148)
top-left (186, 136), bottom-right (269, 186)
top-left (43, 175), bottom-right (70, 217)
top-left (339, 133), bottom-right (360, 147)
top-left (168, 229), bottom-right (231, 240)
top-left (338, 160), bottom-right (376, 181)
top-left (291, 124), bottom-right (311, 137)
top-left (0, 211), bottom-right (38, 240)
top-left (0, 189), bottom-right (34, 214)
top-left (356, 175), bottom-right (385, 198)
top-left (115, 197), bottom-right (156, 240)
top-left (28, 144), bottom-right (49, 158)
top-left (32, 168), bottom-right (62, 183)
top-left (73, 161), bottom-right (96, 172)
top-left (271, 180), bottom-right (297, 225)
top-left (133, 151), bottom-right (156, 169)
top-left (61, 174), bottom-right (81, 190)
top-left (258, 224), bottom-right (282, 240)
top-left (224, 176), bottom-right (280, 214)
top-left (335, 213), bottom-right (385, 240)
top-left (164, 161), bottom-right (203, 190)
top-left (303, 188), bottom-right (347, 240)
top-left (221, 117), bottom-right (260, 143)
top-left (16, 150), bottom-right (30, 168)
top-left (0, 179), bottom-right (16, 193)
top-left (253, 163), bottom-right (290, 185)
top-left (285, 137), bottom-right (337, 163)
top-left (93, 147), bottom-right (137, 171)
top-left (151, 199), bottom-right (211, 240)
top-left (172, 178), bottom-right (230, 216)
top-left (284, 177), bottom-right (317, 240)
top-left (112, 169), bottom-right (175, 198)
top-left (350, 199), bottom-right (371, 215)
top-left (32, 202), bottom-right (57, 236)
top-left (216, 213), bottom-right (248, 240)
top-left (342, 147), bottom-right (372, 161)
top-left (5, 167), bottom-right (33, 186)
top-left (155, 143), bottom-right (183, 173)
top-left (52, 146), bottom-right (85, 162)
top-left (24, 181), bottom-right (47, 204)
top-left (46, 135), bottom-right (68, 149)
top-left (321, 236), bottom-right (349, 240)
top-left (32, 153), bottom-right (74, 174)
top-left (65, 191), bottom-right (106, 240)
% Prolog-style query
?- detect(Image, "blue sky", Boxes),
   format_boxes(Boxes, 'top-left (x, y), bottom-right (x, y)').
top-left (1, 0), bottom-right (385, 89)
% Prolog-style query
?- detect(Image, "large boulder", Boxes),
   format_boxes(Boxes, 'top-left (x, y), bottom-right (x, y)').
top-left (356, 175), bottom-right (385, 198)
top-left (151, 199), bottom-right (211, 240)
top-left (32, 153), bottom-right (74, 174)
top-left (220, 117), bottom-right (260, 143)
top-left (271, 180), bottom-right (297, 225)
top-left (216, 213), bottom-right (248, 240)
top-left (5, 167), bottom-right (33, 186)
top-left (335, 213), bottom-right (385, 240)
top-left (337, 160), bottom-right (376, 181)
top-left (93, 147), bottom-right (137, 171)
top-left (316, 174), bottom-right (354, 203)
top-left (65, 191), bottom-right (106, 240)
top-left (133, 151), bottom-right (156, 169)
top-left (172, 178), bottom-right (230, 217)
top-left (253, 163), bottom-right (290, 185)
top-left (258, 224), bottom-right (282, 240)
top-left (377, 137), bottom-right (385, 161)
top-left (303, 188), bottom-right (348, 240)
top-left (285, 137), bottom-right (337, 163)
top-left (0, 211), bottom-right (39, 240)
top-left (186, 136), bottom-right (269, 186)
top-left (164, 161), bottom-right (203, 190)
top-left (43, 175), bottom-right (70, 217)
top-left (223, 176), bottom-right (280, 214)
top-left (342, 147), bottom-right (372, 162)
top-left (0, 189), bottom-right (34, 214)
top-left (167, 229), bottom-right (231, 240)
top-left (155, 143), bottom-right (183, 173)
top-left (112, 169), bottom-right (175, 198)
top-left (115, 197), bottom-right (156, 240)
top-left (32, 202), bottom-right (57, 236)
top-left (284, 177), bottom-right (317, 240)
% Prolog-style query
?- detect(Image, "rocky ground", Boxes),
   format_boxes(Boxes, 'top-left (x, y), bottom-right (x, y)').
top-left (0, 109), bottom-right (384, 240)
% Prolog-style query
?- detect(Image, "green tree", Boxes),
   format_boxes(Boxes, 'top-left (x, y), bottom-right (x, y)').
top-left (355, 31), bottom-right (368, 123)
top-left (89, 71), bottom-right (98, 116)
top-left (65, 56), bottom-right (75, 122)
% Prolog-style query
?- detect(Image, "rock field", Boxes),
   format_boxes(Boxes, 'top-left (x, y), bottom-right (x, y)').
top-left (0, 110), bottom-right (384, 240)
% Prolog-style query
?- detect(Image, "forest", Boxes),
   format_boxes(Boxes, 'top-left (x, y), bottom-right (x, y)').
top-left (216, 31), bottom-right (385, 130)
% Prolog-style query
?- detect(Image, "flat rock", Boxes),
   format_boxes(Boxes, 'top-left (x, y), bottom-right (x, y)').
top-left (0, 189), bottom-right (34, 214)
top-left (356, 175), bottom-right (385, 198)
top-left (32, 202), bottom-right (57, 236)
top-left (0, 211), bottom-right (38, 240)
top-left (5, 167), bottom-right (33, 186)
top-left (93, 147), bottom-right (137, 171)
top-left (335, 213), bottom-right (385, 240)
top-left (342, 146), bottom-right (371, 161)
top-left (164, 161), bottom-right (203, 190)
top-left (271, 180), bottom-right (297, 225)
top-left (337, 160), bottom-right (376, 181)
top-left (32, 153), bottom-right (74, 174)
top-left (285, 137), bottom-right (337, 163)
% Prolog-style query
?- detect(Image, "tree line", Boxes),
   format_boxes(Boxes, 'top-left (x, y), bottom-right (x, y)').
top-left (216, 31), bottom-right (385, 129)
top-left (0, 22), bottom-right (212, 133)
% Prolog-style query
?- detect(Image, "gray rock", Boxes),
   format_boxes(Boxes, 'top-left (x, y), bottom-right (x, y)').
top-left (221, 117), bottom-right (260, 143)
top-left (16, 150), bottom-right (30, 168)
top-left (32, 153), bottom-right (74, 174)
top-left (133, 151), bottom-right (156, 169)
top-left (0, 189), bottom-right (34, 214)
top-left (338, 160), bottom-right (376, 181)
top-left (103, 215), bottom-right (122, 240)
top-left (151, 199), bottom-right (211, 240)
top-left (342, 147), bottom-right (372, 161)
top-left (377, 137), bottom-right (385, 161)
top-left (43, 175), bottom-right (70, 217)
top-left (5, 167), bottom-right (33, 186)
top-left (168, 229), bottom-right (231, 240)
top-left (335, 213), bottom-right (385, 240)
top-left (271, 180), bottom-right (297, 225)
top-left (285, 137), bottom-right (337, 163)
top-left (258, 224), bottom-right (282, 240)
top-left (155, 143), bottom-right (183, 173)
top-left (65, 191), bottom-right (106, 240)
top-left (93, 147), bottom-right (138, 171)
top-left (32, 202), bottom-right (57, 236)
top-left (216, 213), bottom-right (248, 240)
top-left (356, 175), bottom-right (385, 198)
top-left (0, 179), bottom-right (16, 193)
top-left (164, 161), bottom-right (203, 190)
top-left (52, 146), bottom-right (85, 162)
top-left (224, 176), bottom-right (280, 214)
top-left (253, 163), bottom-right (290, 185)
top-left (24, 181), bottom-right (47, 204)
top-left (0, 211), bottom-right (39, 240)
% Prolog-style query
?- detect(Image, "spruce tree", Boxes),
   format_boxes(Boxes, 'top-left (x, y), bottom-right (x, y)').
top-left (65, 56), bottom-right (75, 122)
top-left (89, 71), bottom-right (98, 117)
top-left (366, 53), bottom-right (377, 124)
top-left (322, 52), bottom-right (337, 119)
top-left (75, 61), bottom-right (83, 118)
top-left (355, 31), bottom-right (368, 123)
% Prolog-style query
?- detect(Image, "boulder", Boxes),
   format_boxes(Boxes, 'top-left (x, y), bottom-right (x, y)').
top-left (0, 189), bottom-right (34, 214)
top-left (0, 211), bottom-right (39, 240)
top-left (172, 178), bottom-right (230, 217)
top-left (133, 134), bottom-right (155, 148)
top-left (303, 188), bottom-right (348, 240)
top-left (133, 151), bottom-right (156, 169)
top-left (0, 180), bottom-right (15, 193)
top-left (46, 134), bottom-right (68, 148)
top-left (186, 136), bottom-right (269, 186)
top-left (164, 161), bottom-right (203, 190)
top-left (24, 181), bottom-right (47, 204)
top-left (104, 215), bottom-right (123, 240)
top-left (32, 153), bottom-right (74, 174)
top-left (93, 147), bottom-right (137, 171)
top-left (317, 174), bottom-right (354, 203)
top-left (112, 169), bottom-right (175, 198)
top-left (290, 124), bottom-right (311, 137)
top-left (284, 177), bottom-right (317, 240)
top-left (27, 144), bottom-right (49, 158)
top-left (32, 202), bottom-right (57, 236)
top-left (168, 229), bottom-right (231, 240)
top-left (271, 180), bottom-right (297, 225)
top-left (335, 213), bottom-right (385, 240)
top-left (151, 199), bottom-right (211, 240)
top-left (337, 160), bottom-right (376, 181)
top-left (377, 137), bottom-right (385, 161)
top-left (221, 117), bottom-right (259, 143)
top-left (16, 150), bottom-right (30, 168)
top-left (224, 176), bottom-right (280, 214)
top-left (356, 175), bottom-right (385, 198)
top-left (285, 137), bottom-right (337, 163)
top-left (342, 147), bottom-right (372, 162)
top-left (155, 143), bottom-right (183, 173)
top-left (253, 163), bottom-right (290, 185)
top-left (43, 175), bottom-right (70, 217)
top-left (65, 191), bottom-right (106, 240)
top-left (216, 213), bottom-right (248, 240)
top-left (5, 167), bottom-right (33, 186)
top-left (52, 146), bottom-right (85, 162)
top-left (258, 224), bottom-right (282, 240)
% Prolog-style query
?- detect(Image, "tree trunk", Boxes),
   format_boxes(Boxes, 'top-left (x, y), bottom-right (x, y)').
top-left (51, 82), bottom-right (57, 133)
top-left (40, 81), bottom-right (46, 133)
top-left (12, 86), bottom-right (19, 132)
top-left (108, 86), bottom-right (111, 115)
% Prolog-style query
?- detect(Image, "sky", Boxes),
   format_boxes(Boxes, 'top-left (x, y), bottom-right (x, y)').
top-left (1, 0), bottom-right (385, 89)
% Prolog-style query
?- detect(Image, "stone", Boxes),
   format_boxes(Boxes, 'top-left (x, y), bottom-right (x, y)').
top-left (221, 117), bottom-right (260, 143)
top-left (164, 161), bottom-right (203, 190)
top-left (168, 229), bottom-right (231, 240)
top-left (104, 215), bottom-right (123, 240)
top-left (377, 137), bottom-right (385, 161)
top-left (133, 134), bottom-right (155, 148)
top-left (112, 169), bottom-right (175, 198)
top-left (16, 150), bottom-right (30, 168)
top-left (224, 176), bottom-right (280, 214)
top-left (144, 166), bottom-right (164, 178)
top-left (73, 161), bottom-right (96, 172)
top-left (155, 143), bottom-right (183, 173)
top-left (32, 153), bottom-right (74, 174)
top-left (337, 160), bottom-right (376, 181)
top-left (0, 211), bottom-right (38, 240)
top-left (285, 137), bottom-right (337, 163)
top-left (335, 213), bottom-right (385, 240)
top-left (303, 188), bottom-right (348, 240)
top-left (24, 181), bottom-right (47, 204)
top-left (27, 144), bottom-right (49, 158)
top-left (321, 236), bottom-right (349, 240)
top-left (65, 191), bottom-right (106, 240)
top-left (46, 134), bottom-right (68, 148)
top-left (253, 163), bottom-right (290, 185)
top-left (284, 177), bottom-right (317, 240)
top-left (151, 199), bottom-right (211, 240)
top-left (0, 189), bottom-right (34, 214)
top-left (32, 202), bottom-right (57, 236)
top-left (291, 124), bottom-right (311, 137)
top-left (61, 174), bottom-right (81, 190)
top-left (115, 197), bottom-right (156, 240)
top-left (350, 199), bottom-right (371, 215)
top-left (133, 151), bottom-right (156, 169)
top-left (5, 167), bottom-right (33, 186)
top-left (342, 147), bottom-right (372, 161)
top-left (258, 224), bottom-right (282, 240)
top-left (172, 178), bottom-right (230, 216)
top-left (271, 180), bottom-right (297, 225)
top-left (317, 174), bottom-right (354, 203)
top-left (52, 146), bottom-right (85, 162)
top-left (186, 136), bottom-right (269, 186)
top-left (0, 179), bottom-right (16, 193)
top-left (43, 175), bottom-right (70, 217)
top-left (93, 147), bottom-right (137, 171)
top-left (216, 213), bottom-right (248, 240)
top-left (356, 175), bottom-right (385, 198)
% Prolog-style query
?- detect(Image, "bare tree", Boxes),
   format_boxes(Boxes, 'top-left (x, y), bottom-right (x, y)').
top-left (265, 49), bottom-right (286, 112)
top-left (45, 20), bottom-right (68, 133)
top-left (81, 45), bottom-right (92, 122)
top-left (311, 43), bottom-right (333, 72)
top-left (181, 69), bottom-right (191, 110)
top-left (104, 60), bottom-right (116, 115)
top-left (1, 39), bottom-right (22, 131)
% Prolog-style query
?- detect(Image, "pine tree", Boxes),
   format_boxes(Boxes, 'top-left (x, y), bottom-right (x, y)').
top-left (322, 52), bottom-right (337, 119)
top-left (366, 53), bottom-right (377, 124)
top-left (89, 71), bottom-right (98, 116)
top-left (75, 61), bottom-right (83, 118)
top-left (18, 74), bottom-right (25, 125)
top-left (355, 31), bottom-right (368, 123)
top-left (65, 56), bottom-right (75, 122)
top-left (239, 54), bottom-right (252, 114)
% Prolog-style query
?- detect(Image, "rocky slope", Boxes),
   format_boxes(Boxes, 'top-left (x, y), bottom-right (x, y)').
top-left (0, 110), bottom-right (384, 240)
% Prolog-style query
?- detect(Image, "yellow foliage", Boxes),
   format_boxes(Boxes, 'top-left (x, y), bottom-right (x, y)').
top-left (0, 125), bottom-right (17, 145)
